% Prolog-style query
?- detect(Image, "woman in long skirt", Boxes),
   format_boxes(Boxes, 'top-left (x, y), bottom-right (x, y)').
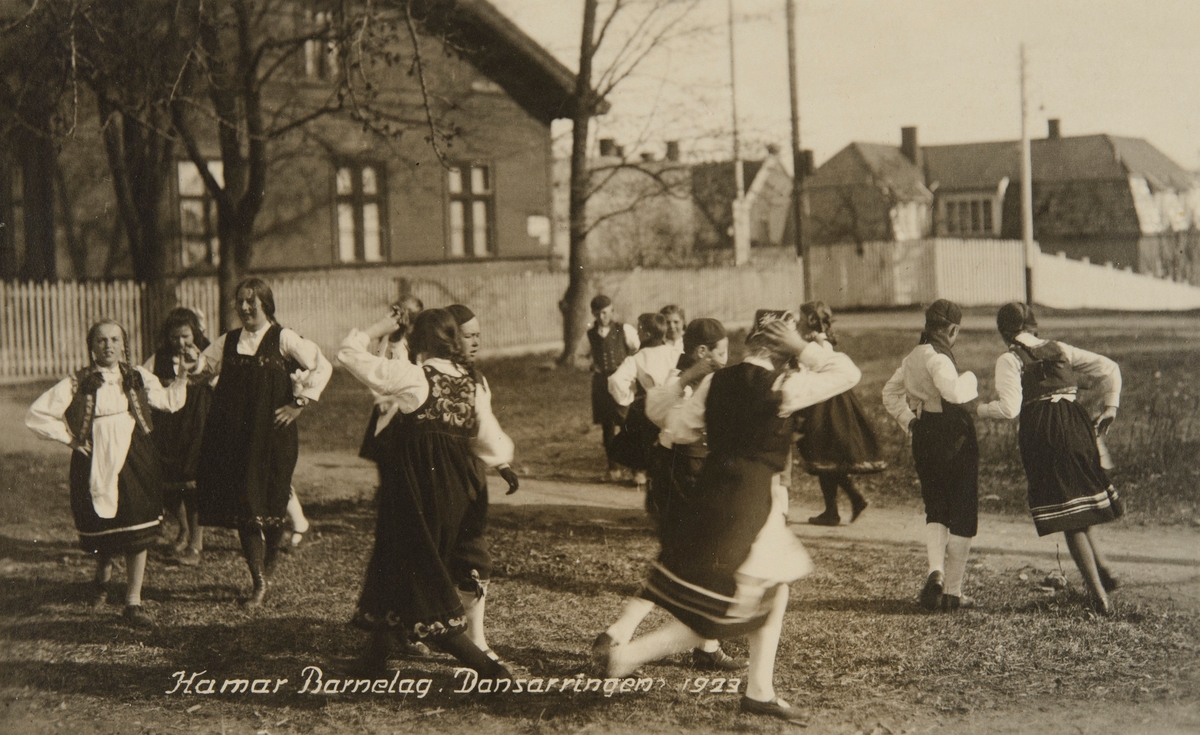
top-left (144, 308), bottom-right (213, 565)
top-left (601, 311), bottom-right (862, 723)
top-left (196, 278), bottom-right (333, 607)
top-left (337, 308), bottom-right (514, 679)
top-left (977, 302), bottom-right (1123, 614)
top-left (26, 320), bottom-right (187, 626)
top-left (795, 301), bottom-right (885, 525)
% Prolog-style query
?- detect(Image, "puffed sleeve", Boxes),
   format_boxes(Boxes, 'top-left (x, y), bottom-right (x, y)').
top-left (1060, 342), bottom-right (1121, 408)
top-left (200, 333), bottom-right (226, 377)
top-left (881, 364), bottom-right (916, 431)
top-left (279, 328), bottom-right (333, 401)
top-left (977, 352), bottom-right (1023, 420)
top-left (622, 323), bottom-right (641, 353)
top-left (472, 376), bottom-right (515, 468)
top-left (607, 354), bottom-right (639, 407)
top-left (927, 352), bottom-right (978, 405)
top-left (25, 378), bottom-right (76, 446)
top-left (337, 328), bottom-right (429, 414)
top-left (776, 342), bottom-right (862, 416)
top-left (137, 366), bottom-right (187, 413)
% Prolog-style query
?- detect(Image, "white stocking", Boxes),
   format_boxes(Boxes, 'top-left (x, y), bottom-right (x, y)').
top-left (943, 535), bottom-right (973, 597)
top-left (458, 589), bottom-right (488, 651)
top-left (606, 597), bottom-right (656, 644)
top-left (745, 584), bottom-right (789, 702)
top-left (608, 620), bottom-right (704, 678)
top-left (924, 522), bottom-right (949, 574)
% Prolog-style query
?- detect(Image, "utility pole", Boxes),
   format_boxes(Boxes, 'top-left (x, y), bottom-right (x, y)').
top-left (729, 0), bottom-right (750, 265)
top-left (1019, 43), bottom-right (1035, 304)
top-left (786, 0), bottom-right (810, 298)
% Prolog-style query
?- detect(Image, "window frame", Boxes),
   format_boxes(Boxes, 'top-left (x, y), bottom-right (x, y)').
top-left (445, 161), bottom-right (495, 259)
top-left (332, 160), bottom-right (389, 264)
top-left (941, 195), bottom-right (998, 236)
top-left (176, 159), bottom-right (222, 270)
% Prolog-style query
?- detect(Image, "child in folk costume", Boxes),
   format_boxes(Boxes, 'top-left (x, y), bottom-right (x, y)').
top-left (602, 311), bottom-right (862, 724)
top-left (445, 304), bottom-right (521, 660)
top-left (144, 308), bottom-right (214, 566)
top-left (593, 318), bottom-right (744, 673)
top-left (579, 295), bottom-right (640, 481)
top-left (196, 278), bottom-right (333, 607)
top-left (976, 303), bottom-right (1123, 615)
top-left (26, 320), bottom-right (188, 627)
top-left (608, 313), bottom-right (677, 492)
top-left (337, 308), bottom-right (515, 680)
top-left (795, 301), bottom-right (886, 526)
top-left (358, 295), bottom-right (422, 466)
top-left (881, 300), bottom-right (980, 611)
top-left (659, 304), bottom-right (686, 362)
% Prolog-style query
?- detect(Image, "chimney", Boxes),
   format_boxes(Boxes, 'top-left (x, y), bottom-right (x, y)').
top-left (598, 138), bottom-right (616, 157)
top-left (1048, 119), bottom-right (1061, 139)
top-left (665, 140), bottom-right (680, 162)
top-left (614, 145), bottom-right (625, 159)
top-left (900, 126), bottom-right (922, 168)
top-left (640, 152), bottom-right (655, 163)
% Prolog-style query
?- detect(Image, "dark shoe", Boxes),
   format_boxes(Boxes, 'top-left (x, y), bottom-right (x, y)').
top-left (940, 594), bottom-right (977, 612)
top-left (850, 498), bottom-right (869, 523)
top-left (919, 571), bottom-right (944, 610)
top-left (591, 632), bottom-right (617, 669)
top-left (740, 696), bottom-right (809, 725)
top-left (175, 548), bottom-right (201, 567)
top-left (242, 576), bottom-right (268, 608)
top-left (122, 605), bottom-right (154, 628)
top-left (807, 511), bottom-right (841, 527)
top-left (692, 646), bottom-right (747, 672)
top-left (398, 639), bottom-right (432, 658)
top-left (1097, 566), bottom-right (1120, 593)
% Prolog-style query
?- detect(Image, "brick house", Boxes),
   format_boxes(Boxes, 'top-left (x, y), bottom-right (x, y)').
top-left (803, 122), bottom-right (1200, 282)
top-left (0, 0), bottom-right (577, 281)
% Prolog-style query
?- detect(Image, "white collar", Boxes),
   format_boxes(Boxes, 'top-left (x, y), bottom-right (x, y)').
top-left (1014, 332), bottom-right (1044, 347)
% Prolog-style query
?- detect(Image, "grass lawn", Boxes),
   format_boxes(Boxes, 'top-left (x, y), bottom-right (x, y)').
top-left (2, 312), bottom-right (1199, 733)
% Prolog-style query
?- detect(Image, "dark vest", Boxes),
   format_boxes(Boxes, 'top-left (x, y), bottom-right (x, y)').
top-left (704, 362), bottom-right (796, 472)
top-left (1011, 340), bottom-right (1076, 404)
top-left (587, 322), bottom-right (629, 375)
top-left (64, 363), bottom-right (154, 445)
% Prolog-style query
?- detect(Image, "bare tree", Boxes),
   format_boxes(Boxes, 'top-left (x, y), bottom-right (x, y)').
top-left (557, 0), bottom-right (703, 366)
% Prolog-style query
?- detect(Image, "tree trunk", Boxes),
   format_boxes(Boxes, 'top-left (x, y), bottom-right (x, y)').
top-left (217, 222), bottom-right (247, 333)
top-left (18, 123), bottom-right (56, 281)
top-left (557, 0), bottom-right (599, 367)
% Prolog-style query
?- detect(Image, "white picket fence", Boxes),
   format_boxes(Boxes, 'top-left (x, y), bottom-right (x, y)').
top-left (5, 244), bottom-right (1198, 380)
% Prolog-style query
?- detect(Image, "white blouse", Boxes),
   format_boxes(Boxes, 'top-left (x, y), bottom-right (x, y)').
top-left (881, 344), bottom-right (978, 431)
top-left (977, 332), bottom-right (1121, 420)
top-left (337, 329), bottom-right (514, 468)
top-left (26, 365), bottom-right (186, 518)
top-left (200, 321), bottom-right (333, 401)
top-left (658, 343), bottom-right (862, 447)
top-left (608, 344), bottom-right (679, 407)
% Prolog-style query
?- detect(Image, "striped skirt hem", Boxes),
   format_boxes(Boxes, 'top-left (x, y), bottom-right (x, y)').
top-left (1031, 487), bottom-right (1123, 536)
top-left (639, 563), bottom-right (780, 639)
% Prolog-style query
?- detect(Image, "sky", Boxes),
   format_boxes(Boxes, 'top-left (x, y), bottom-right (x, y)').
top-left (489, 0), bottom-right (1200, 170)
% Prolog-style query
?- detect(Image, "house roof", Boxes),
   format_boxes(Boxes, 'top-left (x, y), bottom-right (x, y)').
top-left (851, 143), bottom-right (931, 201)
top-left (422, 0), bottom-right (581, 123)
top-left (923, 134), bottom-right (1195, 192)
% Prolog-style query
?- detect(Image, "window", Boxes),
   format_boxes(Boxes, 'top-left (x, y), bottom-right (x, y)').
top-left (447, 163), bottom-right (493, 257)
top-left (335, 163), bottom-right (387, 263)
top-left (304, 10), bottom-right (338, 80)
top-left (943, 197), bottom-right (995, 236)
top-left (178, 160), bottom-right (223, 268)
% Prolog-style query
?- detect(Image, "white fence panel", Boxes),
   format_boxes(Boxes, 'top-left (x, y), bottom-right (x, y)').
top-left (933, 239), bottom-right (1026, 306)
top-left (1033, 251), bottom-right (1200, 311)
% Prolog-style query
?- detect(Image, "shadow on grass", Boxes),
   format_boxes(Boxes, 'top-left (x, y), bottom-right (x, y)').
top-left (0, 534), bottom-right (79, 563)
top-left (790, 596), bottom-right (925, 616)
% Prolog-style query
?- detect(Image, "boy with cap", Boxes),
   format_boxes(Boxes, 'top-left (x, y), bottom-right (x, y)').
top-left (882, 300), bottom-right (980, 611)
